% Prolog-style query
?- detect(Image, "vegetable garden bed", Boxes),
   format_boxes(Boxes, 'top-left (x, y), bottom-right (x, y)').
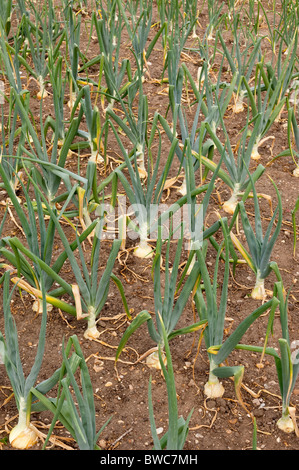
top-left (1, 0), bottom-right (299, 451)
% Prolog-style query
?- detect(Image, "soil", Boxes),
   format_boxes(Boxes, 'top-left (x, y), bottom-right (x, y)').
top-left (1, 0), bottom-right (299, 453)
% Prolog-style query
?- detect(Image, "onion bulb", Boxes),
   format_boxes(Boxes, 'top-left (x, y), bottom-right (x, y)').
top-left (9, 397), bottom-right (39, 449)
top-left (32, 298), bottom-right (53, 314)
top-left (67, 92), bottom-right (79, 110)
top-left (9, 423), bottom-right (39, 449)
top-left (251, 142), bottom-right (261, 161)
top-left (134, 239), bottom-right (153, 259)
top-left (277, 407), bottom-right (296, 433)
top-left (293, 167), bottom-right (299, 177)
top-left (223, 184), bottom-right (241, 215)
top-left (36, 77), bottom-right (48, 100)
top-left (90, 148), bottom-right (104, 164)
top-left (83, 307), bottom-right (100, 340)
top-left (204, 379), bottom-right (225, 399)
top-left (204, 360), bottom-right (225, 398)
top-left (37, 88), bottom-right (48, 100)
top-left (146, 349), bottom-right (167, 369)
top-left (251, 271), bottom-right (265, 300)
top-left (232, 90), bottom-right (246, 114)
top-left (177, 176), bottom-right (187, 196)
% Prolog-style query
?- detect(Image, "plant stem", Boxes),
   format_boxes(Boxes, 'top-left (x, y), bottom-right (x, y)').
top-left (223, 183), bottom-right (241, 214)
top-left (204, 358), bottom-right (225, 398)
top-left (84, 306), bottom-right (100, 340)
top-left (233, 89), bottom-right (246, 114)
top-left (252, 269), bottom-right (265, 300)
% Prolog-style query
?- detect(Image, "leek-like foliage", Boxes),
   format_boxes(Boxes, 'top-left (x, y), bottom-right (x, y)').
top-left (6, 87), bottom-right (86, 205)
top-left (19, 0), bottom-right (63, 100)
top-left (110, 116), bottom-right (178, 257)
top-left (148, 314), bottom-right (193, 450)
top-left (193, 221), bottom-right (230, 398)
top-left (92, 0), bottom-right (132, 112)
top-left (106, 70), bottom-right (149, 175)
top-left (31, 335), bottom-right (112, 449)
top-left (207, 294), bottom-right (279, 407)
top-left (244, 34), bottom-right (297, 161)
top-left (0, 164), bottom-right (94, 315)
top-left (118, 0), bottom-right (165, 79)
top-left (116, 222), bottom-right (207, 368)
top-left (235, 172), bottom-right (282, 300)
top-left (218, 14), bottom-right (262, 114)
top-left (205, 0), bottom-right (225, 41)
top-left (159, 61), bottom-right (236, 195)
top-left (211, 282), bottom-right (298, 434)
top-left (35, 186), bottom-right (130, 339)
top-left (0, 272), bottom-right (47, 449)
top-left (202, 112), bottom-right (265, 214)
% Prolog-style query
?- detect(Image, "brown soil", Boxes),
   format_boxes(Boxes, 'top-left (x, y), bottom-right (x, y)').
top-left (1, 0), bottom-right (299, 453)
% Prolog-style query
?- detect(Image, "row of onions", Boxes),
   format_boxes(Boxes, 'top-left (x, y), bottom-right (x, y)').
top-left (0, 0), bottom-right (299, 450)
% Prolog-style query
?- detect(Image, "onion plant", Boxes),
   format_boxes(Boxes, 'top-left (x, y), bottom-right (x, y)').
top-left (211, 281), bottom-right (297, 434)
top-left (109, 115), bottom-right (178, 258)
top-left (91, 1), bottom-right (132, 113)
top-left (148, 313), bottom-right (193, 450)
top-left (278, 0), bottom-right (299, 57)
top-left (257, 33), bottom-right (298, 118)
top-left (156, 0), bottom-right (180, 33)
top-left (159, 60), bottom-right (237, 195)
top-left (0, 5), bottom-right (80, 197)
top-left (183, 0), bottom-right (199, 39)
top-left (18, 0), bottom-right (63, 100)
top-left (116, 222), bottom-right (207, 369)
top-left (272, 281), bottom-right (299, 433)
top-left (232, 171), bottom-right (282, 300)
top-left (217, 15), bottom-right (262, 114)
top-left (63, 82), bottom-right (116, 233)
top-left (193, 220), bottom-right (230, 398)
top-left (109, 116), bottom-right (219, 259)
top-left (8, 86), bottom-right (86, 205)
top-left (32, 181), bottom-right (130, 340)
top-left (206, 294), bottom-right (279, 406)
top-left (181, 137), bottom-right (226, 273)
top-left (31, 335), bottom-right (112, 449)
top-left (0, 165), bottom-right (95, 314)
top-left (242, 0), bottom-right (263, 37)
top-left (0, 17), bottom-right (23, 95)
top-left (257, 0), bottom-right (295, 56)
top-left (63, 3), bottom-right (82, 109)
top-left (158, 0), bottom-right (193, 106)
top-left (0, 0), bottom-right (13, 36)
top-left (162, 1), bottom-right (196, 99)
top-left (155, 83), bottom-right (215, 196)
top-left (42, 49), bottom-right (70, 146)
top-left (70, 84), bottom-right (105, 165)
top-left (0, 88), bottom-right (30, 198)
top-left (0, 271), bottom-right (47, 449)
top-left (201, 111), bottom-right (265, 214)
top-left (292, 196), bottom-right (299, 256)
top-left (118, 0), bottom-right (165, 79)
top-left (0, 207), bottom-right (8, 286)
top-left (277, 99), bottom-right (299, 177)
top-left (106, 70), bottom-right (149, 176)
top-left (205, 0), bottom-right (225, 41)
top-left (243, 36), bottom-right (297, 161)
top-left (184, 61), bottom-right (237, 188)
top-left (15, 0), bottom-right (28, 17)
top-left (0, 18), bottom-right (28, 196)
